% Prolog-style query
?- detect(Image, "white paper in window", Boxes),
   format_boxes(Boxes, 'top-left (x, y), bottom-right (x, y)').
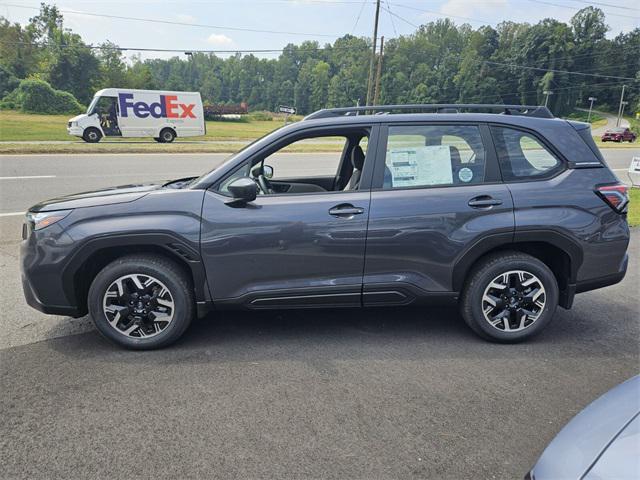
top-left (387, 145), bottom-right (453, 187)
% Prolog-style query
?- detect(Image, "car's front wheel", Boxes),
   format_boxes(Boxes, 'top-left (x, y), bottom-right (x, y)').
top-left (460, 252), bottom-right (559, 343)
top-left (88, 255), bottom-right (194, 349)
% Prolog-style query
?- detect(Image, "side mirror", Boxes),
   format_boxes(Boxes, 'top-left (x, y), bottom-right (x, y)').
top-left (263, 164), bottom-right (274, 179)
top-left (226, 177), bottom-right (258, 206)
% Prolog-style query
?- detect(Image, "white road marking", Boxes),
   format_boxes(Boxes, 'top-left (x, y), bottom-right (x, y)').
top-left (0, 175), bottom-right (56, 180)
top-left (0, 212), bottom-right (24, 217)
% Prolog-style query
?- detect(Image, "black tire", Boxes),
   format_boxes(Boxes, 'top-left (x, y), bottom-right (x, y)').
top-left (88, 255), bottom-right (194, 349)
top-left (460, 251), bottom-right (559, 343)
top-left (159, 128), bottom-right (176, 143)
top-left (83, 127), bottom-right (102, 143)
top-left (153, 137), bottom-right (162, 143)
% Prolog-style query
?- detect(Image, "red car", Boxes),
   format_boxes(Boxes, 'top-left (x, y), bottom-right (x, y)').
top-left (601, 127), bottom-right (636, 143)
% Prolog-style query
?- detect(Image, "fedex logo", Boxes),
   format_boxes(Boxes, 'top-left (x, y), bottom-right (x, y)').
top-left (118, 93), bottom-right (196, 119)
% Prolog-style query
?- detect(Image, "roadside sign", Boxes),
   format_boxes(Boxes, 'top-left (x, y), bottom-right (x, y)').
top-left (629, 157), bottom-right (640, 187)
top-left (278, 105), bottom-right (296, 115)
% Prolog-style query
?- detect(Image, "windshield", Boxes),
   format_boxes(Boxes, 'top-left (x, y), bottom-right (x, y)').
top-left (87, 96), bottom-right (100, 115)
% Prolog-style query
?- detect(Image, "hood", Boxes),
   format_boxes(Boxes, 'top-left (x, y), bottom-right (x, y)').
top-left (68, 114), bottom-right (87, 122)
top-left (29, 182), bottom-right (164, 212)
top-left (531, 375), bottom-right (640, 480)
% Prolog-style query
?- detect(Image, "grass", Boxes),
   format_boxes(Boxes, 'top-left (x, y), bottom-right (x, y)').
top-left (0, 141), bottom-right (344, 155)
top-left (629, 188), bottom-right (640, 227)
top-left (566, 110), bottom-right (606, 128)
top-left (0, 110), bottom-right (285, 142)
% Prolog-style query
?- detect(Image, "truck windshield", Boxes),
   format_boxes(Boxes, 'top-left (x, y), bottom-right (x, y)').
top-left (87, 97), bottom-right (100, 115)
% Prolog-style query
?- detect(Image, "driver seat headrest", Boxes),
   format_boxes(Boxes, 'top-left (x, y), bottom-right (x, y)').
top-left (351, 145), bottom-right (365, 171)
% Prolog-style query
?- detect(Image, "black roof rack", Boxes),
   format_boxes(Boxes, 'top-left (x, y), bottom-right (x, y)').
top-left (304, 104), bottom-right (554, 120)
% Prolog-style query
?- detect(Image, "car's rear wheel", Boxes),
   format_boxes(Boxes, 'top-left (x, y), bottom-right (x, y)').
top-left (460, 251), bottom-right (558, 343)
top-left (83, 127), bottom-right (102, 143)
top-left (159, 128), bottom-right (176, 143)
top-left (88, 255), bottom-right (194, 349)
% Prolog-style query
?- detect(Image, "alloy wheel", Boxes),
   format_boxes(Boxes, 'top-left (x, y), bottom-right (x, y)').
top-left (481, 270), bottom-right (546, 332)
top-left (102, 273), bottom-right (175, 338)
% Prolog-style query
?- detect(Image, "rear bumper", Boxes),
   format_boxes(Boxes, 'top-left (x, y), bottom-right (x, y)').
top-left (576, 252), bottom-right (628, 293)
top-left (561, 253), bottom-right (628, 309)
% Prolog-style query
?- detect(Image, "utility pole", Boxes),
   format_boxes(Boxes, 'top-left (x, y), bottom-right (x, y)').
top-left (365, 0), bottom-right (381, 107)
top-left (587, 96), bottom-right (597, 123)
top-left (373, 36), bottom-right (384, 106)
top-left (616, 85), bottom-right (627, 127)
top-left (543, 90), bottom-right (553, 108)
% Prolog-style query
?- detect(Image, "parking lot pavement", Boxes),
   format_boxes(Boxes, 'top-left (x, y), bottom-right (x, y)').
top-left (0, 151), bottom-right (638, 479)
top-left (1, 230), bottom-right (638, 479)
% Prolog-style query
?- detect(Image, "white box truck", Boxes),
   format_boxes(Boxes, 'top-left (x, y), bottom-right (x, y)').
top-left (67, 88), bottom-right (205, 143)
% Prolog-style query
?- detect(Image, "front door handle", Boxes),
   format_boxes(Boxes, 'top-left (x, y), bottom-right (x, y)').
top-left (329, 204), bottom-right (365, 217)
top-left (468, 196), bottom-right (503, 208)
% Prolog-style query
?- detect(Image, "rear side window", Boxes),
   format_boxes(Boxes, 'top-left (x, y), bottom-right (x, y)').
top-left (490, 126), bottom-right (562, 181)
top-left (382, 125), bottom-right (486, 189)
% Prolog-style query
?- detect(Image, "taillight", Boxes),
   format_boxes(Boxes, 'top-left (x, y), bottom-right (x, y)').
top-left (595, 184), bottom-right (629, 213)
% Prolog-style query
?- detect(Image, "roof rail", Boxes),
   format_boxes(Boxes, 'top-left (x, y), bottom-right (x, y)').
top-left (304, 104), bottom-right (554, 120)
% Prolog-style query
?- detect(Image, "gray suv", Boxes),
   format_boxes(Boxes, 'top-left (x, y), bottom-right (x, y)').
top-left (21, 104), bottom-right (630, 349)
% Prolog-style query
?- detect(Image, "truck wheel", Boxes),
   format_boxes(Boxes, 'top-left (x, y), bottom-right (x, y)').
top-left (83, 128), bottom-right (102, 143)
top-left (159, 128), bottom-right (176, 143)
top-left (88, 255), bottom-right (194, 350)
top-left (460, 251), bottom-right (558, 343)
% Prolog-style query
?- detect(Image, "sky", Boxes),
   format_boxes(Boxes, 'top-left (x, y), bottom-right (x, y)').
top-left (1, 0), bottom-right (638, 61)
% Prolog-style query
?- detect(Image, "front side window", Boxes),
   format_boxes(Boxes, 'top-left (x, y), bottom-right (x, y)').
top-left (382, 124), bottom-right (486, 189)
top-left (490, 126), bottom-right (562, 181)
top-left (216, 130), bottom-right (370, 196)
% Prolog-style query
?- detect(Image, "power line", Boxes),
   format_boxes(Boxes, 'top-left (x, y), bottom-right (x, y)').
top-left (563, 0), bottom-right (640, 11)
top-left (0, 3), bottom-right (341, 38)
top-left (380, 4), bottom-right (418, 28)
top-left (524, 0), bottom-right (640, 19)
top-left (385, 1), bottom-right (399, 37)
top-left (4, 39), bottom-right (635, 82)
top-left (482, 59), bottom-right (639, 81)
top-left (0, 40), bottom-right (381, 55)
top-left (392, 2), bottom-right (495, 26)
top-left (351, 0), bottom-right (369, 35)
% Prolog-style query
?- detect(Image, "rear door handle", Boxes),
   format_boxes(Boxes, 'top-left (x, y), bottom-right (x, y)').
top-left (329, 204), bottom-right (365, 217)
top-left (468, 196), bottom-right (503, 208)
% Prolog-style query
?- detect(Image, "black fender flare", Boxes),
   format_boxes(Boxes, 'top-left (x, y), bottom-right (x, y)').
top-left (61, 232), bottom-right (210, 312)
top-left (451, 229), bottom-right (584, 292)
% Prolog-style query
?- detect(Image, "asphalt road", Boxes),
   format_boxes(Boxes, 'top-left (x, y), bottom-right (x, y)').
top-left (0, 151), bottom-right (639, 479)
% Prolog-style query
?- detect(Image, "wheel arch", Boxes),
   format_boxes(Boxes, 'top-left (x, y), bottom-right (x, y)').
top-left (158, 126), bottom-right (177, 137)
top-left (62, 233), bottom-right (210, 316)
top-left (452, 230), bottom-right (583, 309)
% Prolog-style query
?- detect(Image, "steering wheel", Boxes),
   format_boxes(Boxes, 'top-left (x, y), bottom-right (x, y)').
top-left (257, 174), bottom-right (273, 194)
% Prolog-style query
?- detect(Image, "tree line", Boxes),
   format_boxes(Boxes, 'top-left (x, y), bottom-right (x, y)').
top-left (0, 3), bottom-right (638, 116)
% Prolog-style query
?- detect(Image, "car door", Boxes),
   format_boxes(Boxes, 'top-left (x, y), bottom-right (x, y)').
top-left (362, 122), bottom-right (514, 305)
top-left (200, 125), bottom-right (378, 308)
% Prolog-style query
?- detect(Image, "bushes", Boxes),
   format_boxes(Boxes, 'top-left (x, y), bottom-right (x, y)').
top-left (1, 79), bottom-right (84, 114)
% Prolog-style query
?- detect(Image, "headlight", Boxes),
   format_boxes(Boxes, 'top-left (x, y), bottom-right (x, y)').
top-left (26, 210), bottom-right (72, 230)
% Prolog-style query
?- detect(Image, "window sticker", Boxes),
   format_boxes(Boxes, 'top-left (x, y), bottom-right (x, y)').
top-left (458, 167), bottom-right (473, 183)
top-left (387, 145), bottom-right (453, 187)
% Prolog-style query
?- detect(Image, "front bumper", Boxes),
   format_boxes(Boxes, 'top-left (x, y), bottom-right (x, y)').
top-left (20, 221), bottom-right (86, 318)
top-left (21, 272), bottom-right (83, 317)
top-left (67, 126), bottom-right (84, 137)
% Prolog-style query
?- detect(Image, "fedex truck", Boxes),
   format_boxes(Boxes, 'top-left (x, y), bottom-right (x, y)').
top-left (68, 88), bottom-right (205, 143)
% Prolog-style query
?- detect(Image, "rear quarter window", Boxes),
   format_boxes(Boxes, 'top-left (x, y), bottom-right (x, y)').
top-left (490, 126), bottom-right (563, 181)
